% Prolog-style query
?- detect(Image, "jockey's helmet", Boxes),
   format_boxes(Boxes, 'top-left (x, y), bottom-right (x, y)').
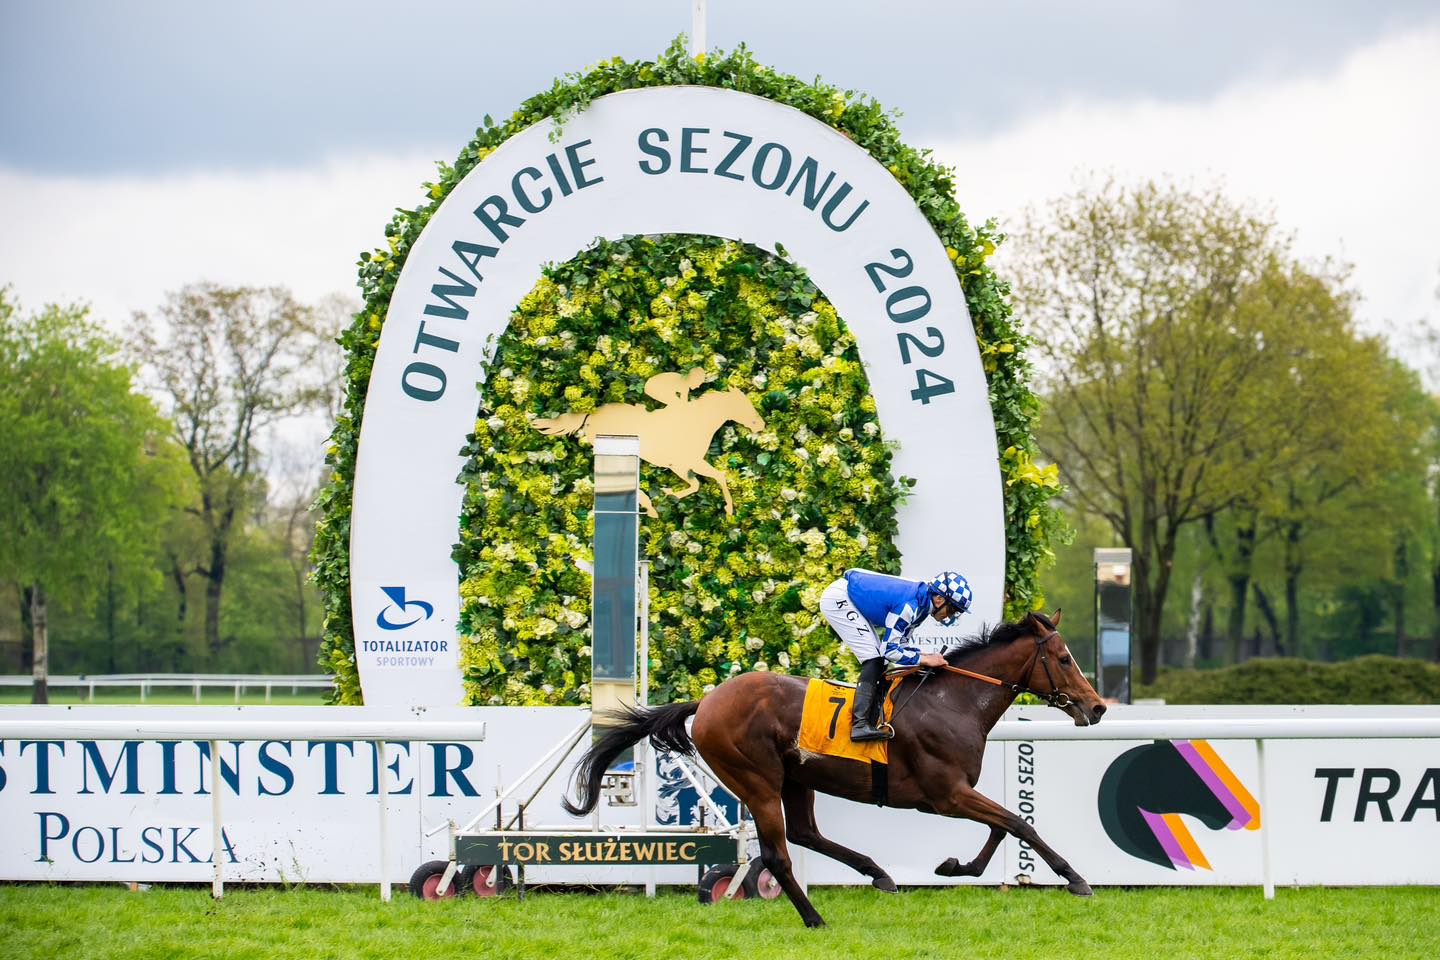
top-left (929, 571), bottom-right (973, 626)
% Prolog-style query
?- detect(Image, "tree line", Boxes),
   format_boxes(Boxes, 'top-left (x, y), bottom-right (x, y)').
top-left (3, 177), bottom-right (1435, 701)
top-left (0, 284), bottom-right (342, 701)
top-left (1017, 180), bottom-right (1440, 683)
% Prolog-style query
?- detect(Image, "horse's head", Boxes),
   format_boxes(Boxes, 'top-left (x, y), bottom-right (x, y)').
top-left (1016, 609), bottom-right (1107, 726)
top-left (717, 387), bottom-right (766, 432)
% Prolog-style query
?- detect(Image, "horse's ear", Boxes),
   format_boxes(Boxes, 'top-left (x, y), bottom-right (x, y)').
top-left (1050, 608), bottom-right (1062, 627)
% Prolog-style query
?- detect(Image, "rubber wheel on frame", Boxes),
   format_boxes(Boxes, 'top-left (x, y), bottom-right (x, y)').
top-left (458, 863), bottom-right (514, 897)
top-left (698, 865), bottom-right (747, 904)
top-left (744, 865), bottom-right (784, 900)
top-left (409, 860), bottom-right (461, 900)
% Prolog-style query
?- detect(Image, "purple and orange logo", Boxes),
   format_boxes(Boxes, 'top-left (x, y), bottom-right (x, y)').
top-left (1098, 739), bottom-right (1260, 871)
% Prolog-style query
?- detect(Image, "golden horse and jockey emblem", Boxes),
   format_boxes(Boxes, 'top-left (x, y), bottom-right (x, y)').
top-left (534, 369), bottom-right (767, 517)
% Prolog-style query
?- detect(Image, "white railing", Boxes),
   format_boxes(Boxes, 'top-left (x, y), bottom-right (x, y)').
top-left (0, 716), bottom-right (486, 903)
top-left (0, 673), bottom-right (334, 702)
top-left (1, 715), bottom-right (1436, 900)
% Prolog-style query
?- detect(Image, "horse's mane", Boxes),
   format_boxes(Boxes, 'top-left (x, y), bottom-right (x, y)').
top-left (943, 611), bottom-right (1053, 663)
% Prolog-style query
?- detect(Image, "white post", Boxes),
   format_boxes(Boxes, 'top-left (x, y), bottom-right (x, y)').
top-left (691, 0), bottom-right (707, 57)
top-left (210, 739), bottom-right (223, 899)
top-left (1257, 738), bottom-right (1274, 900)
top-left (140, 683), bottom-right (147, 704)
top-left (377, 739), bottom-right (392, 902)
top-left (265, 683), bottom-right (272, 704)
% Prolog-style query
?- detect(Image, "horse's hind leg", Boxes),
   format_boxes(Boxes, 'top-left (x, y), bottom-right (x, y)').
top-left (781, 780), bottom-right (897, 893)
top-left (700, 756), bottom-right (826, 926)
top-left (935, 784), bottom-right (1092, 895)
top-left (935, 825), bottom-right (1004, 878)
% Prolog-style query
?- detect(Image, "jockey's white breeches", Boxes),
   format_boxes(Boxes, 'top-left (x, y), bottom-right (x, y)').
top-left (820, 577), bottom-right (883, 663)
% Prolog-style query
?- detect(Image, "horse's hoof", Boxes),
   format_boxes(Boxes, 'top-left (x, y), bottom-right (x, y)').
top-left (934, 858), bottom-right (959, 877)
top-left (872, 875), bottom-right (898, 893)
top-left (804, 916), bottom-right (827, 929)
top-left (1066, 880), bottom-right (1094, 897)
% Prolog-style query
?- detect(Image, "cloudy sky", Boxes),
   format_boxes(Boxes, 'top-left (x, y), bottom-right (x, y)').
top-left (2, 1), bottom-right (1437, 354)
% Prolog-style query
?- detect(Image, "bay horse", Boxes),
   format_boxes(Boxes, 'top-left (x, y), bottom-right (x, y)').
top-left (563, 610), bottom-right (1107, 927)
top-left (534, 386), bottom-right (765, 517)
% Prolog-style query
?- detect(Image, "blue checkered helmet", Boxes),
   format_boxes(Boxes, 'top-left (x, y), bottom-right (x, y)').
top-left (929, 571), bottom-right (973, 626)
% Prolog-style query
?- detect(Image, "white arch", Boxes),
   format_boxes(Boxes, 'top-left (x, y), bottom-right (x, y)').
top-left (350, 87), bottom-right (1004, 705)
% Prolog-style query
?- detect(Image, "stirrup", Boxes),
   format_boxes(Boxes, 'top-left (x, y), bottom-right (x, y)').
top-left (850, 720), bottom-right (895, 742)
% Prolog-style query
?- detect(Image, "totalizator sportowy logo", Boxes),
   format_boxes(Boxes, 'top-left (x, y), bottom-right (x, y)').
top-left (375, 586), bottom-right (434, 631)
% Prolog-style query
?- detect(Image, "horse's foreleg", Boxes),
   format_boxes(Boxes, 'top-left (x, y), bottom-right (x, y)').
top-left (934, 784), bottom-right (1092, 895)
top-left (934, 825), bottom-right (1004, 878)
top-left (781, 780), bottom-right (896, 893)
top-left (663, 471), bottom-right (701, 500)
top-left (685, 460), bottom-right (734, 515)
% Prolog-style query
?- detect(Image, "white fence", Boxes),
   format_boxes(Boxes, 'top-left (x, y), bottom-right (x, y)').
top-left (0, 674), bottom-right (334, 702)
top-left (3, 709), bottom-right (1436, 900)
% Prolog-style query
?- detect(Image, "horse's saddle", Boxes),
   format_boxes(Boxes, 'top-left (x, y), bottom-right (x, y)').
top-left (797, 677), bottom-right (903, 765)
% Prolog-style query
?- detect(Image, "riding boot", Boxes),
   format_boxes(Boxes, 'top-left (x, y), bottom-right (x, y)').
top-left (850, 657), bottom-right (893, 742)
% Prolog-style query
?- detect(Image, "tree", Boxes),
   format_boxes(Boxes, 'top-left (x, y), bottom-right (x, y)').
top-left (1014, 180), bottom-right (1303, 683)
top-left (134, 284), bottom-right (324, 661)
top-left (0, 290), bottom-right (183, 701)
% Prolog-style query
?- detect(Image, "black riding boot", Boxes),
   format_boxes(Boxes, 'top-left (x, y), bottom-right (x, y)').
top-left (850, 657), bottom-right (893, 742)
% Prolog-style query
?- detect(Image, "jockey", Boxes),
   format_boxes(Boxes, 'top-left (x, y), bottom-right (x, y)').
top-left (819, 568), bottom-right (973, 741)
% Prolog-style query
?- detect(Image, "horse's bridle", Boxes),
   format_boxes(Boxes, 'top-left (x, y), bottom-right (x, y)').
top-left (1009, 624), bottom-right (1073, 709)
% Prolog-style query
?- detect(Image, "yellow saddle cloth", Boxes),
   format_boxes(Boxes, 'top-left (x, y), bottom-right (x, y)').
top-left (797, 677), bottom-right (903, 764)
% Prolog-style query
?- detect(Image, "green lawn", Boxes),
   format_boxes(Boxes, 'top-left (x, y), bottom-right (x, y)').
top-left (0, 687), bottom-right (330, 706)
top-left (1, 884), bottom-right (1435, 960)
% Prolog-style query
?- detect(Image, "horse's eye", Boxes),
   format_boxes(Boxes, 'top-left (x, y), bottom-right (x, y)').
top-left (1059, 656), bottom-right (1072, 666)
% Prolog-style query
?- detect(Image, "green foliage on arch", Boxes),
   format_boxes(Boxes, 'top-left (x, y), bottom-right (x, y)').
top-left (313, 40), bottom-right (1063, 704)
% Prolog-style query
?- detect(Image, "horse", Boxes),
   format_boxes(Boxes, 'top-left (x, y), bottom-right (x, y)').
top-left (563, 610), bottom-right (1107, 927)
top-left (534, 386), bottom-right (766, 517)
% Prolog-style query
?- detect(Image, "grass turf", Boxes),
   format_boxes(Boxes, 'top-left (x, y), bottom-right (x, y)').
top-left (1, 884), bottom-right (1435, 959)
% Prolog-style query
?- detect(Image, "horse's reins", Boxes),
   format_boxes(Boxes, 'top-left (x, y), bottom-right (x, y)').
top-left (888, 624), bottom-right (1073, 717)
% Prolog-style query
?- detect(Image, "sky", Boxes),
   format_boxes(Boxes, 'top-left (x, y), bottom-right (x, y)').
top-left (2, 1), bottom-right (1437, 361)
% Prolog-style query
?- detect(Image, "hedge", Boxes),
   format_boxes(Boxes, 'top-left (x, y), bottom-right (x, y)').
top-left (1135, 656), bottom-right (1440, 705)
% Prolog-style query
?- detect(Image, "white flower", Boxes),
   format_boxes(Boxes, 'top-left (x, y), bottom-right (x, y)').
top-left (752, 373), bottom-right (767, 388)
top-left (745, 637), bottom-right (764, 651)
top-left (817, 655), bottom-right (832, 668)
top-left (796, 426), bottom-right (812, 443)
top-left (486, 416), bottom-right (505, 431)
top-left (839, 427), bottom-right (854, 441)
top-left (754, 661), bottom-right (769, 672)
top-left (794, 447), bottom-right (810, 461)
top-left (669, 530), bottom-right (689, 548)
top-left (686, 540), bottom-right (704, 555)
top-left (777, 652), bottom-right (791, 668)
top-left (752, 587), bottom-right (768, 603)
top-left (862, 421), bottom-right (879, 437)
top-left (700, 596), bottom-right (719, 612)
top-left (541, 684), bottom-right (555, 694)
top-left (781, 488), bottom-right (798, 502)
top-left (564, 610), bottom-right (588, 629)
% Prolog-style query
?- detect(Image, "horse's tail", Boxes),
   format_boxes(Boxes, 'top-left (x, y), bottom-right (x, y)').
top-left (562, 701), bottom-right (700, 816)
top-left (533, 412), bottom-right (587, 437)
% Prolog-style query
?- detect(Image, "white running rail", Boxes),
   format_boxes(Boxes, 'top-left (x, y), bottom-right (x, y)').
top-left (0, 674), bottom-right (334, 703)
